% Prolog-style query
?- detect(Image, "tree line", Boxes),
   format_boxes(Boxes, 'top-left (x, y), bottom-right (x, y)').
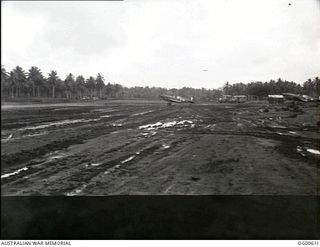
top-left (1, 65), bottom-right (319, 102)
top-left (1, 66), bottom-right (105, 100)
top-left (0, 65), bottom-right (222, 101)
top-left (223, 78), bottom-right (320, 98)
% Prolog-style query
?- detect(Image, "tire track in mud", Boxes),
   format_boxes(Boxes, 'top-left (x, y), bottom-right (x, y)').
top-left (63, 133), bottom-right (189, 195)
top-left (1, 136), bottom-right (138, 190)
top-left (74, 135), bottom-right (192, 195)
top-left (1, 116), bottom-right (131, 170)
top-left (1, 110), bottom-right (127, 142)
top-left (64, 144), bottom-right (163, 196)
top-left (1, 106), bottom-right (96, 130)
top-left (1, 105), bottom-right (179, 187)
top-left (2, 102), bottom-right (319, 195)
top-left (1, 137), bottom-right (84, 169)
top-left (38, 132), bottom-right (189, 195)
top-left (1, 129), bottom-right (177, 195)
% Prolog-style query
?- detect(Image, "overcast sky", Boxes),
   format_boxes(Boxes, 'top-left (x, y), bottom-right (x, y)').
top-left (2, 0), bottom-right (320, 89)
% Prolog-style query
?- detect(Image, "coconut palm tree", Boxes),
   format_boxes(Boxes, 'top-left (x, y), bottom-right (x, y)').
top-left (64, 73), bottom-right (75, 99)
top-left (86, 76), bottom-right (96, 98)
top-left (10, 66), bottom-right (27, 97)
top-left (47, 70), bottom-right (59, 98)
top-left (95, 73), bottom-right (105, 98)
top-left (1, 66), bottom-right (9, 99)
top-left (28, 67), bottom-right (45, 97)
top-left (75, 75), bottom-right (86, 99)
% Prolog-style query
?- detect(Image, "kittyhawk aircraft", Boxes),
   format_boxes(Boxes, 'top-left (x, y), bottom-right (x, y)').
top-left (282, 93), bottom-right (317, 102)
top-left (160, 94), bottom-right (195, 105)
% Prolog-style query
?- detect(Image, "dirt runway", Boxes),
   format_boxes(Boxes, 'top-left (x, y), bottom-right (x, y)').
top-left (1, 101), bottom-right (319, 195)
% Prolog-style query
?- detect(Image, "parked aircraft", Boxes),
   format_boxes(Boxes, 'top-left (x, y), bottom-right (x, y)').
top-left (282, 93), bottom-right (317, 102)
top-left (160, 95), bottom-right (195, 105)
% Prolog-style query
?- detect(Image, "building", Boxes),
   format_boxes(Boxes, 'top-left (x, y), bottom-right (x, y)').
top-left (268, 95), bottom-right (284, 104)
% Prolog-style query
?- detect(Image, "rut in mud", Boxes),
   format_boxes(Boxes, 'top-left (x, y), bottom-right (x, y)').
top-left (1, 101), bottom-right (319, 195)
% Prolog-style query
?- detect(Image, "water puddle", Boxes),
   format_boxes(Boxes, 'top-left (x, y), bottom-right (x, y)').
top-left (205, 124), bottom-right (216, 129)
top-left (132, 110), bottom-right (154, 116)
top-left (1, 167), bottom-right (29, 179)
top-left (288, 131), bottom-right (297, 135)
top-left (162, 144), bottom-right (171, 149)
top-left (139, 120), bottom-right (194, 131)
top-left (295, 146), bottom-right (319, 156)
top-left (121, 155), bottom-right (136, 164)
top-left (296, 146), bottom-right (306, 156)
top-left (139, 122), bottom-right (162, 130)
top-left (66, 184), bottom-right (88, 196)
top-left (277, 131), bottom-right (299, 137)
top-left (1, 133), bottom-right (13, 143)
top-left (270, 125), bottom-right (287, 129)
top-left (91, 163), bottom-right (102, 167)
top-left (306, 148), bottom-right (320, 155)
top-left (104, 155), bottom-right (136, 175)
top-left (112, 123), bottom-right (123, 127)
top-left (162, 121), bottom-right (177, 128)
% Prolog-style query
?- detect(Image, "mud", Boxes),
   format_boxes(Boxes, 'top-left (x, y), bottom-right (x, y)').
top-left (1, 101), bottom-right (319, 195)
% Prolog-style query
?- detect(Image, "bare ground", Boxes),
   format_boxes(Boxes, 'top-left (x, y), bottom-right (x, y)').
top-left (1, 100), bottom-right (319, 195)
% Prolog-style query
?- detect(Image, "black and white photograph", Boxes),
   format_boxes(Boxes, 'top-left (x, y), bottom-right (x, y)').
top-left (1, 0), bottom-right (319, 240)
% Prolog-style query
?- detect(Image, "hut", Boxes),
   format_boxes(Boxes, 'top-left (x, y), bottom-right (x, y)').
top-left (268, 95), bottom-right (284, 104)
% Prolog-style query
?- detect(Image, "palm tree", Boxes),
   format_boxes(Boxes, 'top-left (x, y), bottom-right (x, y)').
top-left (105, 82), bottom-right (113, 98)
top-left (303, 78), bottom-right (313, 96)
top-left (75, 75), bottom-right (86, 99)
top-left (315, 77), bottom-right (320, 97)
top-left (223, 82), bottom-right (230, 95)
top-left (71, 76), bottom-right (79, 99)
top-left (11, 66), bottom-right (27, 97)
top-left (64, 73), bottom-right (75, 99)
top-left (28, 67), bottom-right (45, 97)
top-left (1, 67), bottom-right (9, 99)
top-left (8, 71), bottom-right (15, 98)
top-left (86, 76), bottom-right (96, 98)
top-left (47, 71), bottom-right (59, 98)
top-left (56, 79), bottom-right (66, 98)
top-left (95, 73), bottom-right (105, 98)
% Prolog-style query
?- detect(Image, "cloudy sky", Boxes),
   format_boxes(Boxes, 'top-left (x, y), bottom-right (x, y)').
top-left (2, 0), bottom-right (320, 89)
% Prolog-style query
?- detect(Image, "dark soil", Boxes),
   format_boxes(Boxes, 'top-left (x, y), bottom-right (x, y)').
top-left (1, 100), bottom-right (319, 195)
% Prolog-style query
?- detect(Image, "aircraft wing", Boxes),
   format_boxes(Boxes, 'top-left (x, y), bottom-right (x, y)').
top-left (160, 95), bottom-right (194, 104)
